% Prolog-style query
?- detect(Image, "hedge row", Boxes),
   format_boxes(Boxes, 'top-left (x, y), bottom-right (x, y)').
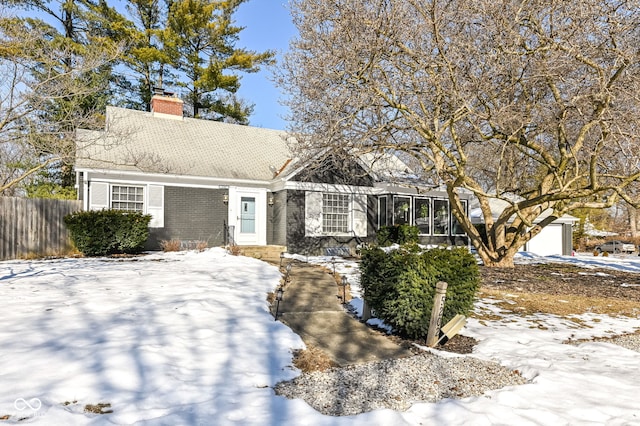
top-left (360, 246), bottom-right (479, 339)
top-left (64, 210), bottom-right (151, 256)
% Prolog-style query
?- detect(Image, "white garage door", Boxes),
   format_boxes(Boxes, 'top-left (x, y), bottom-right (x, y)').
top-left (526, 224), bottom-right (564, 256)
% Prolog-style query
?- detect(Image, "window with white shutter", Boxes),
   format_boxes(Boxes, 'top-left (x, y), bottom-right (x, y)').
top-left (147, 185), bottom-right (164, 227)
top-left (89, 182), bottom-right (109, 210)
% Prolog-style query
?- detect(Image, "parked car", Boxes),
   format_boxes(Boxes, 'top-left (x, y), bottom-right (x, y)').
top-left (595, 241), bottom-right (635, 254)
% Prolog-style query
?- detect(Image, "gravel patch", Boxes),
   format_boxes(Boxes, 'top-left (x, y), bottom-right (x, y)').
top-left (567, 331), bottom-right (640, 352)
top-left (608, 333), bottom-right (640, 352)
top-left (274, 353), bottom-right (526, 416)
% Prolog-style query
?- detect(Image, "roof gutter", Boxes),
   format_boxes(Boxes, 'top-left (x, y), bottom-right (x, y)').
top-left (75, 167), bottom-right (281, 189)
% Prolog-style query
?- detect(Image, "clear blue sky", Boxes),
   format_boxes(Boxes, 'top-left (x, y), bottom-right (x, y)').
top-left (235, 1), bottom-right (298, 130)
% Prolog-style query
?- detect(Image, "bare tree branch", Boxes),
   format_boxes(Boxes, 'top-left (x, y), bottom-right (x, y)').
top-left (278, 0), bottom-right (640, 266)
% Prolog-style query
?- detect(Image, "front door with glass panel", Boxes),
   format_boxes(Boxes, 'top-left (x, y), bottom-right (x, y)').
top-left (232, 188), bottom-right (265, 245)
top-left (240, 197), bottom-right (256, 234)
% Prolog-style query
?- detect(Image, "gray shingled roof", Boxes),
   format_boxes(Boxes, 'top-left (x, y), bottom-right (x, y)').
top-left (76, 106), bottom-right (295, 181)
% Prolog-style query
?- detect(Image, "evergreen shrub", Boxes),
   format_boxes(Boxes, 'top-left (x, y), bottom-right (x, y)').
top-left (64, 210), bottom-right (151, 256)
top-left (360, 246), bottom-right (479, 339)
top-left (376, 225), bottom-right (420, 246)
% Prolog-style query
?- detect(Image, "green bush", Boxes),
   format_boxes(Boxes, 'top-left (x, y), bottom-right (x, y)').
top-left (360, 246), bottom-right (479, 339)
top-left (376, 225), bottom-right (420, 246)
top-left (64, 210), bottom-right (151, 256)
top-left (422, 247), bottom-right (479, 322)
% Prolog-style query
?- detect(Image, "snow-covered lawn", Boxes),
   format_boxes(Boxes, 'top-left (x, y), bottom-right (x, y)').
top-left (1, 249), bottom-right (639, 425)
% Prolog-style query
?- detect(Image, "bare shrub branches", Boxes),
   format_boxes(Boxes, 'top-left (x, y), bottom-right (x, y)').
top-left (0, 17), bottom-right (123, 194)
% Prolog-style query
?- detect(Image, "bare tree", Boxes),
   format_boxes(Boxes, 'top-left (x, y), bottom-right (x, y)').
top-left (277, 0), bottom-right (640, 267)
top-left (0, 18), bottom-right (122, 195)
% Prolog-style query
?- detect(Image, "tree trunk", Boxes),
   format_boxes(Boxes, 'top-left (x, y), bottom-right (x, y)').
top-left (629, 207), bottom-right (638, 237)
top-left (475, 246), bottom-right (516, 268)
top-left (482, 257), bottom-right (515, 268)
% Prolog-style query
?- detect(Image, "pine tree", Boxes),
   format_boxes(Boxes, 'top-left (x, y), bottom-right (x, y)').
top-left (166, 0), bottom-right (274, 123)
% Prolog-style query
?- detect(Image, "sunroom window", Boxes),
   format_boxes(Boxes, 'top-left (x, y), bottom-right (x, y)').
top-left (432, 199), bottom-right (449, 235)
top-left (393, 196), bottom-right (411, 225)
top-left (414, 198), bottom-right (430, 235)
top-left (451, 200), bottom-right (468, 235)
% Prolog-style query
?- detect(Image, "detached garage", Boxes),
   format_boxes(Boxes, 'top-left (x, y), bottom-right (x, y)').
top-left (525, 219), bottom-right (575, 256)
top-left (470, 198), bottom-right (577, 257)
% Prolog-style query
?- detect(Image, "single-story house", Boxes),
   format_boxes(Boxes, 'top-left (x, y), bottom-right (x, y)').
top-left (470, 198), bottom-right (577, 256)
top-left (75, 92), bottom-right (570, 255)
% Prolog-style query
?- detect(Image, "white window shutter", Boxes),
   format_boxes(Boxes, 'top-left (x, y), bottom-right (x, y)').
top-left (305, 191), bottom-right (323, 236)
top-left (89, 182), bottom-right (109, 210)
top-left (147, 185), bottom-right (164, 228)
top-left (352, 194), bottom-right (368, 237)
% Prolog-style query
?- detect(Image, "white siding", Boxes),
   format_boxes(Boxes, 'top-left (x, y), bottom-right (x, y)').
top-left (527, 224), bottom-right (563, 256)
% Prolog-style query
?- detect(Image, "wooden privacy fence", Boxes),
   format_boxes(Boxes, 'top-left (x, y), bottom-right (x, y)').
top-left (0, 197), bottom-right (82, 260)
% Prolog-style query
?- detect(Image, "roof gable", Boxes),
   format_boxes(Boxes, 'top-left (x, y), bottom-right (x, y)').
top-left (291, 152), bottom-right (374, 186)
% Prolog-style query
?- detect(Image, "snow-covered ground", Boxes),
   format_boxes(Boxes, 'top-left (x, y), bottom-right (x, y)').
top-left (1, 249), bottom-right (639, 425)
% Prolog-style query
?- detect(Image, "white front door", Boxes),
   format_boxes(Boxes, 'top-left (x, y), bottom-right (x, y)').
top-left (240, 196), bottom-right (256, 234)
top-left (229, 188), bottom-right (266, 245)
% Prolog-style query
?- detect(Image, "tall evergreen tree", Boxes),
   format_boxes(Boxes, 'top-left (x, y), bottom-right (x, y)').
top-left (166, 0), bottom-right (274, 123)
top-left (89, 0), bottom-right (177, 111)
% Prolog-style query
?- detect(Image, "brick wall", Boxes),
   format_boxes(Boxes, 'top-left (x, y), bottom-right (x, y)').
top-left (148, 186), bottom-right (227, 248)
top-left (367, 195), bottom-right (377, 237)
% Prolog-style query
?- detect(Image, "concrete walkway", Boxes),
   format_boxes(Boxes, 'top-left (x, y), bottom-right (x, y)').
top-left (271, 259), bottom-right (411, 366)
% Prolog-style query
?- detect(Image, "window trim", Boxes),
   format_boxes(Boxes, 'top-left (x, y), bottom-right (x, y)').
top-left (111, 184), bottom-right (145, 213)
top-left (321, 192), bottom-right (351, 235)
top-left (451, 199), bottom-right (468, 236)
top-left (432, 198), bottom-right (450, 236)
top-left (414, 197), bottom-right (431, 236)
top-left (393, 195), bottom-right (412, 226)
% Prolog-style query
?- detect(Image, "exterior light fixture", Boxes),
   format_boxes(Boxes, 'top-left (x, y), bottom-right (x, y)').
top-left (274, 287), bottom-right (284, 320)
top-left (341, 275), bottom-right (349, 304)
top-left (223, 194), bottom-right (229, 205)
top-left (280, 251), bottom-right (285, 268)
top-left (331, 256), bottom-right (336, 276)
top-left (268, 195), bottom-right (274, 206)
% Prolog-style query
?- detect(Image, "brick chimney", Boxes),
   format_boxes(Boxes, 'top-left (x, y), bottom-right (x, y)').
top-left (150, 88), bottom-right (184, 119)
